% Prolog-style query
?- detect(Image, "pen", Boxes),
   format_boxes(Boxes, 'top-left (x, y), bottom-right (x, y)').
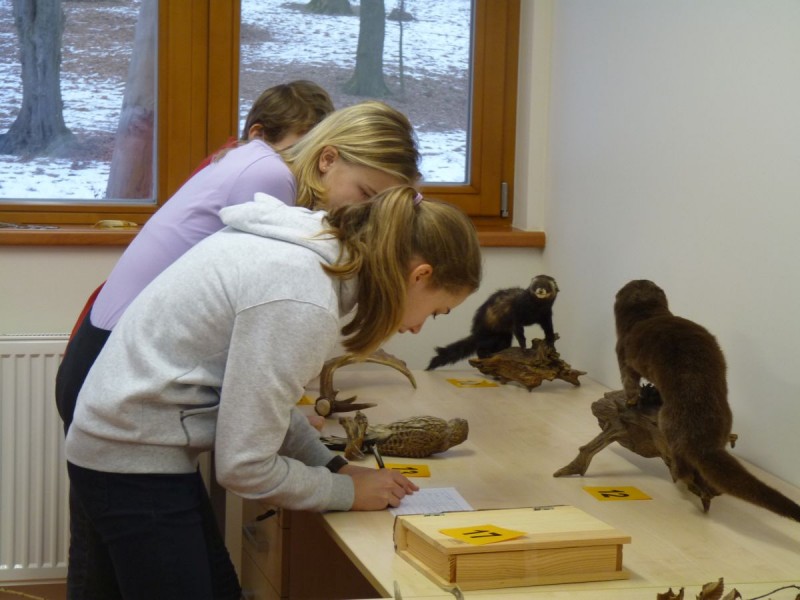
top-left (372, 444), bottom-right (385, 469)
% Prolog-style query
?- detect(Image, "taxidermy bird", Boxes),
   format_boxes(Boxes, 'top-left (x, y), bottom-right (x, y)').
top-left (426, 274), bottom-right (559, 370)
top-left (322, 412), bottom-right (469, 460)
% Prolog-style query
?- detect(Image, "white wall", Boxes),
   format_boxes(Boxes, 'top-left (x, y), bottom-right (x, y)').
top-left (1, 247), bottom-right (120, 333)
top-left (0, 245), bottom-right (544, 361)
top-left (542, 0), bottom-right (800, 485)
top-left (2, 0), bottom-right (798, 487)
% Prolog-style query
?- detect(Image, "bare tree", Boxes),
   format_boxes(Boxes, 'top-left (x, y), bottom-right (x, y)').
top-left (0, 0), bottom-right (72, 155)
top-left (105, 0), bottom-right (156, 199)
top-left (342, 0), bottom-right (390, 97)
top-left (388, 0), bottom-right (412, 94)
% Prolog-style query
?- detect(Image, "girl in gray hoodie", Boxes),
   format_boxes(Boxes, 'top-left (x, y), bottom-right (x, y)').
top-left (65, 185), bottom-right (482, 599)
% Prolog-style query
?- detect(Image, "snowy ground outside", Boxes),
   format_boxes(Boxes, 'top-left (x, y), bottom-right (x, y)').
top-left (0, 0), bottom-right (470, 202)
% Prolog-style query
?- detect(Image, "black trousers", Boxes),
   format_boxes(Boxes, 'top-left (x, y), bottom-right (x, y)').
top-left (68, 463), bottom-right (241, 600)
top-left (56, 313), bottom-right (240, 599)
top-left (55, 312), bottom-right (111, 433)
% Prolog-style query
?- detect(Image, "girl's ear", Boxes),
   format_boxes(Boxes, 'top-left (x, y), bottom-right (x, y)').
top-left (247, 124), bottom-right (264, 141)
top-left (318, 146), bottom-right (339, 173)
top-left (408, 263), bottom-right (433, 285)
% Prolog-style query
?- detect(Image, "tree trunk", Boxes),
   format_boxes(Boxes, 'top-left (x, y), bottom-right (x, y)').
top-left (342, 0), bottom-right (390, 97)
top-left (0, 0), bottom-right (72, 155)
top-left (104, 0), bottom-right (156, 200)
top-left (306, 0), bottom-right (352, 16)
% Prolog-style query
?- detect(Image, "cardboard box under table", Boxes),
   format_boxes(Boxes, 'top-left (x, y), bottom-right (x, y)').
top-left (394, 505), bottom-right (631, 591)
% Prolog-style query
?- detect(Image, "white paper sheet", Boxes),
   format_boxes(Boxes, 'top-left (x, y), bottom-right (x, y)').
top-left (389, 487), bottom-right (474, 516)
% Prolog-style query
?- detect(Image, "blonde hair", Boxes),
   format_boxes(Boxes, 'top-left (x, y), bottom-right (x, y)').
top-left (241, 80), bottom-right (334, 143)
top-left (322, 186), bottom-right (482, 356)
top-left (281, 101), bottom-right (421, 209)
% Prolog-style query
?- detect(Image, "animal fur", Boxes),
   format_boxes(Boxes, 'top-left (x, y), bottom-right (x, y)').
top-left (427, 274), bottom-right (559, 370)
top-left (615, 279), bottom-right (800, 521)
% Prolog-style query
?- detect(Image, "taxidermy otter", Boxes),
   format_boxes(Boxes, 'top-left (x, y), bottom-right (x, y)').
top-left (426, 274), bottom-right (559, 370)
top-left (615, 279), bottom-right (800, 521)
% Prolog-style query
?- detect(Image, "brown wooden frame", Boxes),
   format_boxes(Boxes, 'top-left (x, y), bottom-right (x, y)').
top-left (0, 0), bottom-right (532, 246)
top-left (427, 0), bottom-right (520, 228)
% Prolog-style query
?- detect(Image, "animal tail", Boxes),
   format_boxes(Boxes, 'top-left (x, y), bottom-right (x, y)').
top-left (426, 336), bottom-right (478, 370)
top-left (693, 448), bottom-right (800, 522)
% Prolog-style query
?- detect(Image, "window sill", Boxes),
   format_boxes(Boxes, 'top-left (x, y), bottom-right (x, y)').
top-left (477, 227), bottom-right (545, 248)
top-left (0, 225), bottom-right (139, 246)
top-left (0, 224), bottom-right (545, 248)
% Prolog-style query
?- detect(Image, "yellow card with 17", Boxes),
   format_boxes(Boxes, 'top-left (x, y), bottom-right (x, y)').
top-left (439, 524), bottom-right (525, 546)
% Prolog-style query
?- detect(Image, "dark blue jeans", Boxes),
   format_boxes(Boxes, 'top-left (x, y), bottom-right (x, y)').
top-left (67, 463), bottom-right (241, 600)
top-left (59, 314), bottom-right (240, 599)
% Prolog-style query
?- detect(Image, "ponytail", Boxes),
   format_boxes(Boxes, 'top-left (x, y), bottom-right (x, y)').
top-left (322, 186), bottom-right (482, 355)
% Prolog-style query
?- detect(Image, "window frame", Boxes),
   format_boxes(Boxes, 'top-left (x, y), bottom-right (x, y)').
top-left (0, 0), bottom-right (525, 245)
top-left (424, 0), bottom-right (520, 228)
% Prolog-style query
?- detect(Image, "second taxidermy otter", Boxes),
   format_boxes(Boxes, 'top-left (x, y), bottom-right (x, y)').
top-left (615, 279), bottom-right (800, 521)
top-left (426, 274), bottom-right (559, 370)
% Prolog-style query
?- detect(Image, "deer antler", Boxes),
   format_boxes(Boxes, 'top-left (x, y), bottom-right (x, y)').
top-left (315, 349), bottom-right (417, 417)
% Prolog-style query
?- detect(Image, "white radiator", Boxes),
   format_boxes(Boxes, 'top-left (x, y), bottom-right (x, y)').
top-left (0, 334), bottom-right (69, 582)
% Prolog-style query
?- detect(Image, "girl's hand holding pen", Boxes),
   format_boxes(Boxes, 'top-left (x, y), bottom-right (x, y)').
top-left (347, 467), bottom-right (419, 510)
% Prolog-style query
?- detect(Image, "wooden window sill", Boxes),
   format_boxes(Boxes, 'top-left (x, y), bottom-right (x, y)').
top-left (0, 224), bottom-right (140, 246)
top-left (0, 224), bottom-right (545, 248)
top-left (477, 227), bottom-right (545, 248)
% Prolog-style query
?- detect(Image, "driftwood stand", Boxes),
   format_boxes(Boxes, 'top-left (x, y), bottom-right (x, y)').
top-left (553, 387), bottom-right (737, 513)
top-left (468, 339), bottom-right (586, 390)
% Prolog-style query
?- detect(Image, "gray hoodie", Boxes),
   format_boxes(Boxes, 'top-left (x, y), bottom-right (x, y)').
top-left (66, 194), bottom-right (357, 511)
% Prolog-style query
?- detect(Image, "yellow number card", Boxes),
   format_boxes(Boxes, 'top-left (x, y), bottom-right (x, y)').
top-left (297, 395), bottom-right (315, 405)
top-left (439, 524), bottom-right (526, 546)
top-left (583, 486), bottom-right (651, 501)
top-left (384, 464), bottom-right (431, 477)
top-left (446, 378), bottom-right (499, 388)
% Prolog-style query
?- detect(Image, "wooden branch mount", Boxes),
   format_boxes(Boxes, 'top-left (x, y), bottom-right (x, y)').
top-left (553, 387), bottom-right (738, 513)
top-left (468, 339), bottom-right (587, 391)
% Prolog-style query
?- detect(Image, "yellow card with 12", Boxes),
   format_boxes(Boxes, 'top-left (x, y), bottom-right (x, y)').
top-left (583, 486), bottom-right (651, 501)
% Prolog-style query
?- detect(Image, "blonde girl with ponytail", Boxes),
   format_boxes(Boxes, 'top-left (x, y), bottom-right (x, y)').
top-left (65, 186), bottom-right (479, 599)
top-left (325, 185), bottom-right (482, 355)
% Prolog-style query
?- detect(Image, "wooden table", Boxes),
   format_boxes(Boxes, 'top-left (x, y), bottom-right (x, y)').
top-left (302, 367), bottom-right (800, 598)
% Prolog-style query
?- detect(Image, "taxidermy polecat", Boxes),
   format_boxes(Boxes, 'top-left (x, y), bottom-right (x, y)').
top-left (426, 274), bottom-right (559, 370)
top-left (615, 279), bottom-right (800, 521)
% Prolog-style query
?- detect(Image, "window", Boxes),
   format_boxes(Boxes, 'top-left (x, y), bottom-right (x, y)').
top-left (240, 0), bottom-right (520, 224)
top-left (0, 1), bottom-right (156, 203)
top-left (0, 2), bottom-right (238, 243)
top-left (240, 1), bottom-right (473, 184)
top-left (0, 0), bottom-right (519, 244)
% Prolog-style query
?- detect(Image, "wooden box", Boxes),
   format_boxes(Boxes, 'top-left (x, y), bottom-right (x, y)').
top-left (394, 505), bottom-right (631, 591)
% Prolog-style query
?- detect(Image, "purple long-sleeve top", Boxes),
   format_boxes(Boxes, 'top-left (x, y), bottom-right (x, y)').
top-left (92, 139), bottom-right (295, 329)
